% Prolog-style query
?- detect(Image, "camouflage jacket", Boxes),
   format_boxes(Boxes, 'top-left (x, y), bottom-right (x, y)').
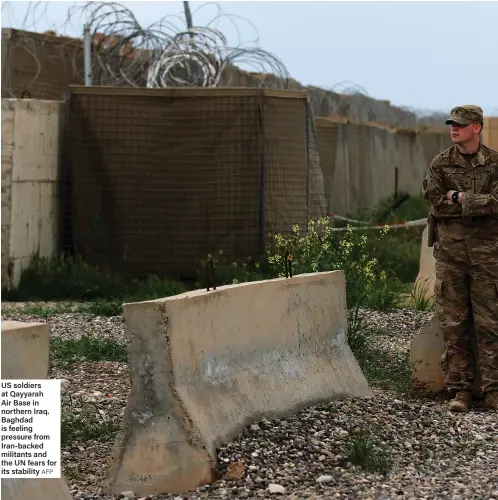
top-left (423, 143), bottom-right (498, 220)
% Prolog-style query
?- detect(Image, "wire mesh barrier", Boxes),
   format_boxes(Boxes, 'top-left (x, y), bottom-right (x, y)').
top-left (63, 86), bottom-right (327, 280)
top-left (314, 119), bottom-right (340, 213)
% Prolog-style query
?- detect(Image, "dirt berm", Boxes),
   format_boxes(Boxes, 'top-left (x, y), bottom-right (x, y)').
top-left (105, 271), bottom-right (372, 497)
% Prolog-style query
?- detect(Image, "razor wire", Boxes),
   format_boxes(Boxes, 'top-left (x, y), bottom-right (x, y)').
top-left (3, 0), bottom-right (291, 90)
top-left (3, 1), bottom-right (430, 126)
top-left (307, 82), bottom-right (419, 128)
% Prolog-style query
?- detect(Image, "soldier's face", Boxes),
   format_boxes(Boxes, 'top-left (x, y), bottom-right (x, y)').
top-left (450, 123), bottom-right (480, 144)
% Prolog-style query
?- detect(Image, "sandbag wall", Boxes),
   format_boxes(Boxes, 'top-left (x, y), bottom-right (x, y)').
top-left (315, 117), bottom-right (451, 216)
top-left (65, 86), bottom-right (327, 280)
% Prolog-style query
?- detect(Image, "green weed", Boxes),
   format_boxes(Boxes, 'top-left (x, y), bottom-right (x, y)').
top-left (50, 336), bottom-right (128, 369)
top-left (61, 394), bottom-right (120, 447)
top-left (410, 279), bottom-right (435, 311)
top-left (346, 427), bottom-right (391, 474)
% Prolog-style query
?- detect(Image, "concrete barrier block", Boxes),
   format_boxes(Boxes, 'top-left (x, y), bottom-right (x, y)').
top-left (1, 320), bottom-right (72, 500)
top-left (410, 316), bottom-right (445, 393)
top-left (1, 320), bottom-right (50, 379)
top-left (105, 271), bottom-right (372, 497)
top-left (414, 225), bottom-right (436, 300)
top-left (1, 478), bottom-right (72, 500)
top-left (410, 315), bottom-right (481, 395)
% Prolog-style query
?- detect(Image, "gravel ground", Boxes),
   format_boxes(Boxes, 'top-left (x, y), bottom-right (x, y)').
top-left (2, 306), bottom-right (497, 500)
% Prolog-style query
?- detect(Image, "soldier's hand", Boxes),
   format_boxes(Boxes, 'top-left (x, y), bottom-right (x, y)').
top-left (446, 190), bottom-right (463, 204)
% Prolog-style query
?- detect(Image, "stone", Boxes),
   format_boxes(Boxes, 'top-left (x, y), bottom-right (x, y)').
top-left (317, 475), bottom-right (334, 483)
top-left (268, 484), bottom-right (286, 494)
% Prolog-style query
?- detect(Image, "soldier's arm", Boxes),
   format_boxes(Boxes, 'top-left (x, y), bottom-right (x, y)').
top-left (461, 169), bottom-right (498, 216)
top-left (423, 161), bottom-right (463, 217)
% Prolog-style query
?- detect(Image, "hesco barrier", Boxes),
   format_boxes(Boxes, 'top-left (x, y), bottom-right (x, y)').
top-left (315, 117), bottom-right (451, 216)
top-left (418, 129), bottom-right (453, 166)
top-left (1, 28), bottom-right (83, 100)
top-left (65, 86), bottom-right (327, 280)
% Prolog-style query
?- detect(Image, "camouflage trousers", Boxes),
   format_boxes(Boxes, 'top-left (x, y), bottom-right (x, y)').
top-left (434, 234), bottom-right (498, 394)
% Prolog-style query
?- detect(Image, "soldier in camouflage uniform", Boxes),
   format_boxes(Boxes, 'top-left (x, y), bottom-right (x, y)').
top-left (422, 105), bottom-right (498, 412)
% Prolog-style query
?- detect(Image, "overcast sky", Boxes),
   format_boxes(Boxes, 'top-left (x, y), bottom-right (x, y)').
top-left (2, 1), bottom-right (497, 115)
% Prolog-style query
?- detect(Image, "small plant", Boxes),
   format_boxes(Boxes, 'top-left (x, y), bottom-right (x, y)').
top-left (61, 394), bottom-right (120, 447)
top-left (346, 428), bottom-right (391, 474)
top-left (347, 308), bottom-right (371, 357)
top-left (50, 336), bottom-right (128, 369)
top-left (266, 219), bottom-right (387, 307)
top-left (266, 219), bottom-right (397, 357)
top-left (365, 274), bottom-right (401, 311)
top-left (83, 299), bottom-right (123, 317)
top-left (344, 195), bottom-right (428, 284)
top-left (410, 279), bottom-right (435, 311)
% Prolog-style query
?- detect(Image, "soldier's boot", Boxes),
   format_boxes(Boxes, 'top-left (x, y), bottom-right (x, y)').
top-left (484, 392), bottom-right (498, 411)
top-left (448, 391), bottom-right (472, 412)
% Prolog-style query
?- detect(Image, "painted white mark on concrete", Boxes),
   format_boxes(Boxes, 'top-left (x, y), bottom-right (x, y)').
top-left (132, 410), bottom-right (153, 424)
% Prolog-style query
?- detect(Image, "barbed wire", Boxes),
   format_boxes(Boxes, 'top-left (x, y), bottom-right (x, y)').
top-left (2, 0), bottom-right (291, 90)
top-left (2, 1), bottom-right (453, 127)
top-left (329, 81), bottom-right (370, 97)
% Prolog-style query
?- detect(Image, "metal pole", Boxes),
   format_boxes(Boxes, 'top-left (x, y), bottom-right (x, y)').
top-left (183, 1), bottom-right (195, 45)
top-left (305, 99), bottom-right (310, 218)
top-left (394, 166), bottom-right (399, 202)
top-left (257, 101), bottom-right (266, 257)
top-left (183, 1), bottom-right (193, 29)
top-left (83, 23), bottom-right (92, 86)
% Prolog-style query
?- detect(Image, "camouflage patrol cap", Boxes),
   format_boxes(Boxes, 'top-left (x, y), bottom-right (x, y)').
top-left (445, 105), bottom-right (483, 125)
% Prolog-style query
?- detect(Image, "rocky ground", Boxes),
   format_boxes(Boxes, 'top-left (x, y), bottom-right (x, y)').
top-left (2, 306), bottom-right (497, 500)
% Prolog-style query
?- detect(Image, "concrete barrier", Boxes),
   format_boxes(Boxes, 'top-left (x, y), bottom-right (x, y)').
top-left (105, 271), bottom-right (372, 497)
top-left (410, 315), bottom-right (481, 395)
top-left (1, 320), bottom-right (50, 379)
top-left (1, 99), bottom-right (62, 292)
top-left (1, 320), bottom-right (72, 500)
top-left (1, 478), bottom-right (73, 500)
top-left (414, 224), bottom-right (436, 300)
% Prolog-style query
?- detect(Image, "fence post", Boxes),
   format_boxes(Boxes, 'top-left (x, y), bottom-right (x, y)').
top-left (257, 99), bottom-right (266, 256)
top-left (58, 91), bottom-right (74, 257)
top-left (83, 23), bottom-right (92, 86)
top-left (305, 99), bottom-right (311, 219)
top-left (394, 166), bottom-right (399, 202)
